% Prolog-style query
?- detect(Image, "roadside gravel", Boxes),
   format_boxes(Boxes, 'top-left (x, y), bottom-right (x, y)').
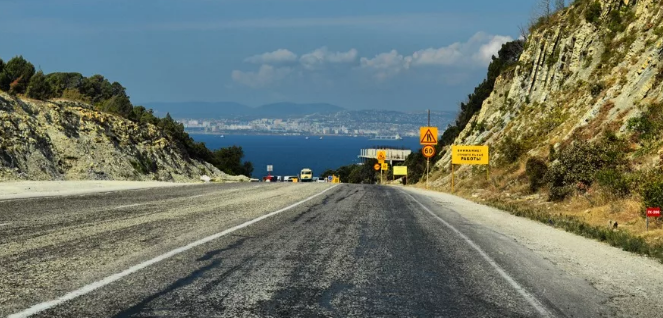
top-left (404, 186), bottom-right (663, 317)
top-left (0, 181), bottom-right (189, 200)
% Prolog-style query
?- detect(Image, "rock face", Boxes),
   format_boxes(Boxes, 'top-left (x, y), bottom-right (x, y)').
top-left (0, 92), bottom-right (247, 182)
top-left (433, 0), bottom-right (663, 186)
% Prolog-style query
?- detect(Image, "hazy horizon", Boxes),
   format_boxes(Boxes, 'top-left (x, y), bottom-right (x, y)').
top-left (1, 0), bottom-right (533, 112)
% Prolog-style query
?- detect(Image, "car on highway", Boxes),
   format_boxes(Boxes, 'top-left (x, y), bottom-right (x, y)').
top-left (300, 168), bottom-right (313, 182)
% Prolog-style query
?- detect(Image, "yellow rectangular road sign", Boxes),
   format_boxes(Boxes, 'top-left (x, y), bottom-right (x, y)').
top-left (420, 127), bottom-right (438, 145)
top-left (377, 150), bottom-right (387, 163)
top-left (452, 145), bottom-right (489, 165)
top-left (381, 163), bottom-right (389, 171)
top-left (393, 166), bottom-right (407, 176)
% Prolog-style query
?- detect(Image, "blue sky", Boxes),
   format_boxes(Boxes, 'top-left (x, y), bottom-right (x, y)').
top-left (0, 0), bottom-right (534, 112)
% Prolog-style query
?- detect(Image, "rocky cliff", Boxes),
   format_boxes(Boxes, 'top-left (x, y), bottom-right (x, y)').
top-left (434, 0), bottom-right (663, 185)
top-left (0, 92), bottom-right (246, 182)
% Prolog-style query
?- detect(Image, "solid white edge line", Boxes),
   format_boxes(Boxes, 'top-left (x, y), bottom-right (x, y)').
top-left (402, 191), bottom-right (552, 318)
top-left (8, 184), bottom-right (339, 318)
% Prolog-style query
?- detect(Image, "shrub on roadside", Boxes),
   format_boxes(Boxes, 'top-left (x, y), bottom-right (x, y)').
top-left (497, 135), bottom-right (526, 165)
top-left (627, 103), bottom-right (663, 144)
top-left (596, 168), bottom-right (630, 197)
top-left (642, 180), bottom-right (663, 217)
top-left (525, 157), bottom-right (548, 193)
top-left (545, 134), bottom-right (628, 201)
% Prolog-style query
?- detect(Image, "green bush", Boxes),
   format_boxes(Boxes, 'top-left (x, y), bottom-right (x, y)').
top-left (643, 180), bottom-right (663, 217)
top-left (45, 72), bottom-right (84, 97)
top-left (1, 56), bottom-right (35, 94)
top-left (596, 168), bottom-right (630, 197)
top-left (627, 103), bottom-right (663, 143)
top-left (26, 71), bottom-right (54, 100)
top-left (590, 82), bottom-right (604, 97)
top-left (497, 135), bottom-right (526, 165)
top-left (526, 157), bottom-right (548, 193)
top-left (545, 135), bottom-right (628, 201)
top-left (584, 1), bottom-right (602, 25)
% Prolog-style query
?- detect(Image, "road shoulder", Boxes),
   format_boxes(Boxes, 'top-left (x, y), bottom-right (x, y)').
top-left (403, 186), bottom-right (663, 317)
top-left (0, 181), bottom-right (193, 200)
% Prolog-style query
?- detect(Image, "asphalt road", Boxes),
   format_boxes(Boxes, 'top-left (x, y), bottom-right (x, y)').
top-left (1, 184), bottom-right (611, 317)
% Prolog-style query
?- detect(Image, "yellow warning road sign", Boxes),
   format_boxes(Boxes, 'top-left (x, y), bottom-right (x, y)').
top-left (377, 150), bottom-right (387, 163)
top-left (381, 163), bottom-right (389, 171)
top-left (452, 145), bottom-right (489, 165)
top-left (420, 127), bottom-right (438, 145)
top-left (373, 163), bottom-right (381, 171)
top-left (393, 166), bottom-right (407, 176)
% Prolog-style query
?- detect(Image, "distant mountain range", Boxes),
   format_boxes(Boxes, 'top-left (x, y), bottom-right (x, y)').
top-left (143, 101), bottom-right (346, 119)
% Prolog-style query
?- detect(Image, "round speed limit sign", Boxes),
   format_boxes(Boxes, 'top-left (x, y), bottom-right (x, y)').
top-left (422, 145), bottom-right (436, 158)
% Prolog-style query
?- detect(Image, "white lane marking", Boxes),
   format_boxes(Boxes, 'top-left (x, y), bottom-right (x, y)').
top-left (111, 203), bottom-right (143, 210)
top-left (403, 192), bottom-right (552, 318)
top-left (8, 185), bottom-right (339, 318)
top-left (0, 223), bottom-right (10, 227)
top-left (189, 194), bottom-right (205, 198)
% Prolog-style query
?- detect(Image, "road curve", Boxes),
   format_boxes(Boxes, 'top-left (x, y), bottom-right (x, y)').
top-left (2, 184), bottom-right (610, 317)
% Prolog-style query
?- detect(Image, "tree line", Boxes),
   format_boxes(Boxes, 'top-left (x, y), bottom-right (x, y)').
top-left (0, 55), bottom-right (253, 177)
top-left (402, 40), bottom-right (525, 183)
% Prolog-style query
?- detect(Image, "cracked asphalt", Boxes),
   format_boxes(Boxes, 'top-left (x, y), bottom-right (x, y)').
top-left (1, 184), bottom-right (611, 317)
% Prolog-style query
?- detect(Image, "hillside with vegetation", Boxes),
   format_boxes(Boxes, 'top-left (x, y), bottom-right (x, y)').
top-left (409, 0), bottom-right (663, 259)
top-left (0, 56), bottom-right (253, 181)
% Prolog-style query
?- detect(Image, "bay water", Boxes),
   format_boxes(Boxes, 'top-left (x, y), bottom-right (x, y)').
top-left (190, 134), bottom-right (421, 178)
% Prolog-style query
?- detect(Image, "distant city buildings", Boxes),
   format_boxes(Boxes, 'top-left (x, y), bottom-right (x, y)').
top-left (177, 111), bottom-right (452, 137)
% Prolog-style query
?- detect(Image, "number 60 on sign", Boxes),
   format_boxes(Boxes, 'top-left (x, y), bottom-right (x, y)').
top-left (422, 145), bottom-right (436, 158)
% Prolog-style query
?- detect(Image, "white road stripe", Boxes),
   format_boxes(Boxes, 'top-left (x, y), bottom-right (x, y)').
top-left (8, 184), bottom-right (339, 318)
top-left (189, 194), bottom-right (205, 198)
top-left (403, 191), bottom-right (552, 318)
top-left (0, 223), bottom-right (10, 227)
top-left (111, 203), bottom-right (143, 210)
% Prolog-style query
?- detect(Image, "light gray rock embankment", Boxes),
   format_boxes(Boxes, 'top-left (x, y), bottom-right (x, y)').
top-left (0, 92), bottom-right (249, 183)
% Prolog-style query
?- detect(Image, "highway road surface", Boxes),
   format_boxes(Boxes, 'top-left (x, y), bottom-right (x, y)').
top-left (1, 183), bottom-right (614, 317)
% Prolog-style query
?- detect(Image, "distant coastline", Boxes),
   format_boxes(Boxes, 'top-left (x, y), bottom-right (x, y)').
top-left (186, 131), bottom-right (417, 138)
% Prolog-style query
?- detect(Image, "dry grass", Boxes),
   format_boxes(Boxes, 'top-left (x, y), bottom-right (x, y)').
top-left (441, 162), bottom-right (663, 246)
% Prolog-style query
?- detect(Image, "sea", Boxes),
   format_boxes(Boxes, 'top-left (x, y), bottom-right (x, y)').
top-left (190, 134), bottom-right (421, 177)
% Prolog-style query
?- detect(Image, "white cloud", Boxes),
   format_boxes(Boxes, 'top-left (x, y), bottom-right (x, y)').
top-left (359, 32), bottom-right (513, 79)
top-left (299, 47), bottom-right (358, 70)
top-left (359, 50), bottom-right (409, 80)
top-left (231, 64), bottom-right (292, 88)
top-left (475, 34), bottom-right (513, 64)
top-left (232, 32), bottom-right (513, 87)
top-left (244, 49), bottom-right (298, 64)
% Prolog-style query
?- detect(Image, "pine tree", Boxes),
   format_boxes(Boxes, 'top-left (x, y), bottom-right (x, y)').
top-left (26, 70), bottom-right (54, 100)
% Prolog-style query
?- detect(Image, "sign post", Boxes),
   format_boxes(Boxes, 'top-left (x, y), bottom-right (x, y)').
top-left (420, 111), bottom-right (438, 190)
top-left (450, 145), bottom-right (490, 193)
top-left (377, 150), bottom-right (387, 185)
top-left (647, 207), bottom-right (661, 231)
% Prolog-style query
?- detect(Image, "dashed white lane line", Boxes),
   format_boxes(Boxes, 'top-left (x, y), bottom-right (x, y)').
top-left (189, 194), bottom-right (205, 198)
top-left (8, 185), bottom-right (339, 318)
top-left (403, 191), bottom-right (552, 318)
top-left (111, 203), bottom-right (143, 210)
